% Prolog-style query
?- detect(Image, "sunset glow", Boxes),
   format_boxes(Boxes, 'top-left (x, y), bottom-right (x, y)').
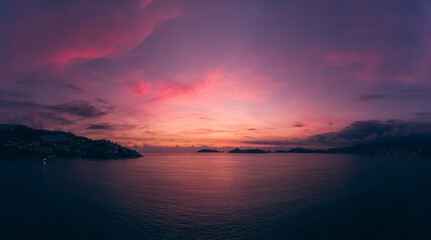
top-left (1, 0), bottom-right (430, 148)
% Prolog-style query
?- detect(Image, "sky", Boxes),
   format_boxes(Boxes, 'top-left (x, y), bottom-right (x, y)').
top-left (0, 0), bottom-right (430, 148)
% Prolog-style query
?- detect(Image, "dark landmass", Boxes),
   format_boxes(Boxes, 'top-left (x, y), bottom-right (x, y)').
top-left (197, 149), bottom-right (223, 153)
top-left (276, 148), bottom-right (319, 153)
top-left (0, 124), bottom-right (142, 159)
top-left (228, 148), bottom-right (269, 153)
top-left (275, 139), bottom-right (431, 159)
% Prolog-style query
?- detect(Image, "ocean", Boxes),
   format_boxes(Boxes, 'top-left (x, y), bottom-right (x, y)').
top-left (1, 153), bottom-right (431, 239)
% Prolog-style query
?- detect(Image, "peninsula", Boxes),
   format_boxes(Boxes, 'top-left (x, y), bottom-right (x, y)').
top-left (0, 124), bottom-right (142, 159)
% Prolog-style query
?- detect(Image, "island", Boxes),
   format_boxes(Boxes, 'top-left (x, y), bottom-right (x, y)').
top-left (0, 124), bottom-right (142, 159)
top-left (228, 148), bottom-right (269, 153)
top-left (197, 149), bottom-right (223, 153)
top-left (274, 148), bottom-right (320, 153)
top-left (274, 139), bottom-right (431, 159)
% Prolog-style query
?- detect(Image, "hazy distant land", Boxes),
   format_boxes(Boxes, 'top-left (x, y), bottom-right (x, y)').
top-left (197, 140), bottom-right (431, 159)
top-left (275, 140), bottom-right (431, 159)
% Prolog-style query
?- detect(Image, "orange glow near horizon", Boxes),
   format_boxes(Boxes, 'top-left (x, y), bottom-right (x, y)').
top-left (1, 0), bottom-right (430, 148)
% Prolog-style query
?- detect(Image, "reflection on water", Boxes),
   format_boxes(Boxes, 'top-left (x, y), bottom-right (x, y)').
top-left (1, 153), bottom-right (431, 239)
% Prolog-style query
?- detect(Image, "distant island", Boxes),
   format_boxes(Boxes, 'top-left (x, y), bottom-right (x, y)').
top-left (274, 139), bottom-right (431, 159)
top-left (274, 148), bottom-right (315, 153)
top-left (197, 149), bottom-right (223, 153)
top-left (0, 124), bottom-right (142, 159)
top-left (228, 148), bottom-right (269, 153)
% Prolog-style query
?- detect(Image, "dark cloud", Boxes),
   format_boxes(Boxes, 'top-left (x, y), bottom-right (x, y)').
top-left (48, 101), bottom-right (113, 118)
top-left (87, 124), bottom-right (113, 130)
top-left (357, 88), bottom-right (431, 101)
top-left (94, 98), bottom-right (111, 104)
top-left (294, 124), bottom-right (304, 128)
top-left (0, 98), bottom-right (113, 118)
top-left (0, 98), bottom-right (38, 108)
top-left (0, 98), bottom-right (114, 128)
top-left (244, 120), bottom-right (431, 147)
top-left (1, 111), bottom-right (45, 129)
top-left (248, 128), bottom-right (256, 131)
top-left (0, 89), bottom-right (33, 99)
top-left (61, 83), bottom-right (85, 93)
top-left (308, 120), bottom-right (431, 144)
top-left (1, 110), bottom-right (75, 128)
top-left (86, 123), bottom-right (137, 131)
top-left (39, 112), bottom-right (76, 125)
top-left (1, 73), bottom-right (84, 93)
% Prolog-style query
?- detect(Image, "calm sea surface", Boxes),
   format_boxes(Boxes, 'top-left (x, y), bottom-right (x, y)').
top-left (1, 153), bottom-right (431, 240)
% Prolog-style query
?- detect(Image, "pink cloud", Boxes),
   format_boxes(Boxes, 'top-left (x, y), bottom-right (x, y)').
top-left (139, 0), bottom-right (154, 8)
top-left (134, 81), bottom-right (153, 96)
top-left (1, 0), bottom-right (182, 72)
top-left (128, 68), bottom-right (283, 107)
top-left (323, 50), bottom-right (382, 82)
top-left (319, 46), bottom-right (429, 84)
